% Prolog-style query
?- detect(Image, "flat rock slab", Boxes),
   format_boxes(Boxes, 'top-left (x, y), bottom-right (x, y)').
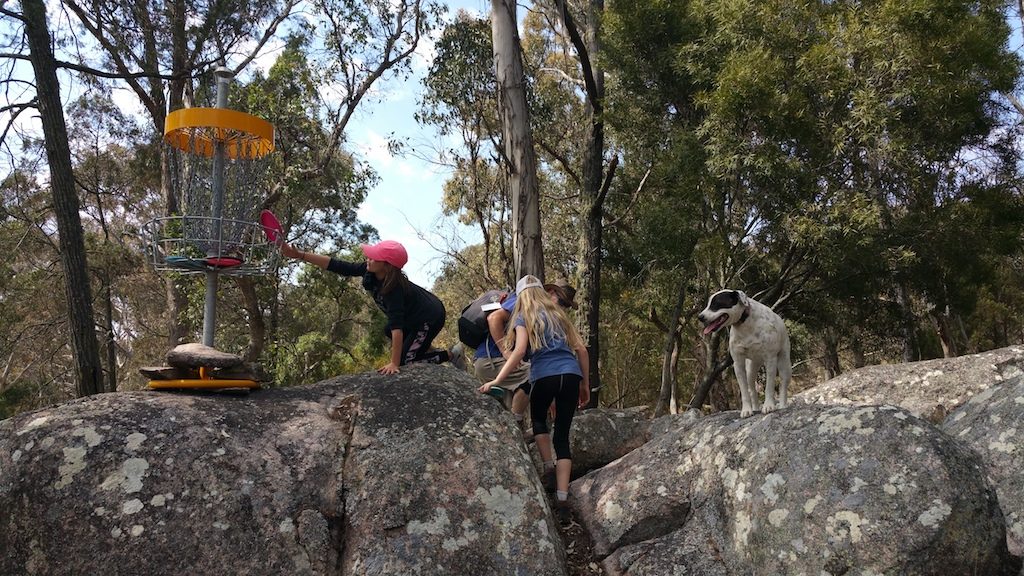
top-left (792, 345), bottom-right (1024, 418)
top-left (166, 343), bottom-right (244, 369)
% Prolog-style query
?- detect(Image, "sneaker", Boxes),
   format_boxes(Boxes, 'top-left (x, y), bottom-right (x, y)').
top-left (542, 468), bottom-right (557, 493)
top-left (521, 426), bottom-right (535, 444)
top-left (554, 499), bottom-right (571, 525)
top-left (449, 343), bottom-right (467, 371)
top-left (411, 348), bottom-right (446, 364)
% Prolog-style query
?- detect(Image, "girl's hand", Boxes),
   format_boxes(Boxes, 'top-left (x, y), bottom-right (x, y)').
top-left (578, 382), bottom-right (591, 408)
top-left (280, 243), bottom-right (301, 259)
top-left (378, 362), bottom-right (400, 375)
top-left (478, 381), bottom-right (496, 394)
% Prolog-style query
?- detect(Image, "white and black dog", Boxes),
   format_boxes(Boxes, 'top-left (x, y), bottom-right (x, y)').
top-left (698, 289), bottom-right (792, 418)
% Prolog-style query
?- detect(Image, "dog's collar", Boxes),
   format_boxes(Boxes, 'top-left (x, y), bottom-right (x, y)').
top-left (737, 307), bottom-right (750, 325)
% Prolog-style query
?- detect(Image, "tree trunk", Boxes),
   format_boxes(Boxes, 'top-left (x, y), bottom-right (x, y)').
top-left (896, 282), bottom-right (918, 362)
top-left (668, 340), bottom-right (680, 414)
top-left (823, 327), bottom-right (842, 378)
top-left (237, 277), bottom-right (266, 362)
top-left (162, 145), bottom-right (188, 347)
top-left (579, 143), bottom-right (604, 407)
top-left (490, 0), bottom-right (543, 279)
top-left (690, 334), bottom-right (732, 411)
top-left (654, 279), bottom-right (687, 417)
top-left (933, 310), bottom-right (958, 358)
top-left (554, 0), bottom-right (610, 408)
top-left (101, 274), bottom-right (118, 392)
top-left (22, 0), bottom-right (103, 397)
top-left (851, 336), bottom-right (866, 368)
top-left (162, 0), bottom-right (189, 348)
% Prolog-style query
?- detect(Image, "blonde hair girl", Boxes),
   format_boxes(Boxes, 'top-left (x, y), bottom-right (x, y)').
top-left (480, 274), bottom-right (590, 523)
top-left (502, 279), bottom-right (584, 357)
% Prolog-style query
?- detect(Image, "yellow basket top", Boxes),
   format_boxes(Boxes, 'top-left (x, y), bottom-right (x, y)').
top-left (164, 108), bottom-right (275, 159)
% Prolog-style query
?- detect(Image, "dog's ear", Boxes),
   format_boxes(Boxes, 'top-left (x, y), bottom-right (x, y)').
top-left (735, 290), bottom-right (749, 306)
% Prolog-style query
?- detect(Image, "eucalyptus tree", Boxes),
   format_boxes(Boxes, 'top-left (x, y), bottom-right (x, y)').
top-left (10, 0), bottom-right (104, 397)
top-left (600, 0), bottom-right (718, 413)
top-left (230, 38), bottom-right (377, 366)
top-left (769, 0), bottom-right (1021, 361)
top-left (491, 0), bottom-right (544, 278)
top-left (240, 0), bottom-right (445, 367)
top-left (419, 13), bottom-right (515, 288)
top-left (0, 166), bottom-right (85, 412)
top-left (66, 93), bottom-right (155, 392)
top-left (518, 0), bottom-right (613, 407)
top-left (601, 0), bottom-right (1021, 412)
top-left (64, 0), bottom-right (441, 357)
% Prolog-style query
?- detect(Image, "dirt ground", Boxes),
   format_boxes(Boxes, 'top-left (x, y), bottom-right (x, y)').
top-left (558, 507), bottom-right (603, 576)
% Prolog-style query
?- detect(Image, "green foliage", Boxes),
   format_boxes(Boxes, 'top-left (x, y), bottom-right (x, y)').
top-left (594, 0), bottom-right (1024, 406)
top-left (419, 15), bottom-right (497, 135)
top-left (0, 381), bottom-right (41, 421)
top-left (239, 39), bottom-right (376, 249)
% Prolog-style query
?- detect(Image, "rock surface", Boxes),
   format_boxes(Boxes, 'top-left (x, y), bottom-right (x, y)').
top-left (7, 350), bottom-right (1024, 576)
top-left (791, 344), bottom-right (1024, 418)
top-left (567, 407), bottom-right (651, 478)
top-left (943, 374), bottom-right (1024, 557)
top-left (570, 404), bottom-right (1018, 576)
top-left (0, 364), bottom-right (565, 576)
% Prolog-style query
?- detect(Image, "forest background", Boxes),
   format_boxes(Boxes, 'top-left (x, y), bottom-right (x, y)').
top-left (2, 0), bottom-right (1024, 420)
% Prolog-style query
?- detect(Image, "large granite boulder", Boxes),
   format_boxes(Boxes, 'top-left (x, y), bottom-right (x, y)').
top-left (567, 407), bottom-right (651, 477)
top-left (791, 344), bottom-right (1024, 419)
top-left (0, 364), bottom-right (564, 576)
top-left (570, 404), bottom-right (1019, 576)
top-left (943, 374), bottom-right (1024, 557)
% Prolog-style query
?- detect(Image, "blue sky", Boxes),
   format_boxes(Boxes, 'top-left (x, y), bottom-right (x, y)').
top-left (346, 0), bottom-right (492, 288)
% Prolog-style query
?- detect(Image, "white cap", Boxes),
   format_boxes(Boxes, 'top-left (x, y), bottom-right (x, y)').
top-left (515, 275), bottom-right (544, 295)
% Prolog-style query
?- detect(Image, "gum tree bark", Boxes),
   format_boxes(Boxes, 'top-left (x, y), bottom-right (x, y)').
top-left (555, 0), bottom-right (612, 408)
top-left (491, 0), bottom-right (543, 279)
top-left (21, 0), bottom-right (103, 396)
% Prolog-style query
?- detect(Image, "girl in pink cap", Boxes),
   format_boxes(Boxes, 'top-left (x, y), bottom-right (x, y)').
top-left (279, 239), bottom-right (451, 374)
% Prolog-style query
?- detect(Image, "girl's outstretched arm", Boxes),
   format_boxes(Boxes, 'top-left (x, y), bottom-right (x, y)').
top-left (480, 325), bottom-right (528, 393)
top-left (280, 242), bottom-right (330, 269)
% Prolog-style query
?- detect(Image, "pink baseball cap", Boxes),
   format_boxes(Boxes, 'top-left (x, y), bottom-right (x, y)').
top-left (361, 240), bottom-right (408, 269)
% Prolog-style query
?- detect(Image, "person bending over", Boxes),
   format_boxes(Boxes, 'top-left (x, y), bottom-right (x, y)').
top-left (280, 239), bottom-right (450, 375)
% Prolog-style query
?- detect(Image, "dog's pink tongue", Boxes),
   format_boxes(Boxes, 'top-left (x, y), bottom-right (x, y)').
top-left (702, 316), bottom-right (727, 335)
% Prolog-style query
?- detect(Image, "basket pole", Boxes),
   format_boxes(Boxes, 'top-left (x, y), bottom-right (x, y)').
top-left (202, 66), bottom-right (233, 347)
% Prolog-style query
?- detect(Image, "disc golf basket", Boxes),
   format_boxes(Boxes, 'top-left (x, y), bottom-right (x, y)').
top-left (143, 67), bottom-right (277, 390)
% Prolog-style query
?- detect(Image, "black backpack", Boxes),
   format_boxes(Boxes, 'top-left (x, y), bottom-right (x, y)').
top-left (457, 289), bottom-right (509, 348)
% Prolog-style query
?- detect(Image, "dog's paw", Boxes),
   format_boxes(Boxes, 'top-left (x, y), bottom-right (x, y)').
top-left (740, 408), bottom-right (754, 418)
top-left (761, 401), bottom-right (776, 414)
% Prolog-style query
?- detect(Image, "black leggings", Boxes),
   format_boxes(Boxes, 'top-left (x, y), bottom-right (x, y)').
top-left (398, 321), bottom-right (445, 365)
top-left (530, 373), bottom-right (581, 461)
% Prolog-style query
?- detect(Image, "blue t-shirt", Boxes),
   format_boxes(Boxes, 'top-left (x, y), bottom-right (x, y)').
top-left (512, 311), bottom-right (582, 382)
top-left (474, 294), bottom-right (517, 360)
